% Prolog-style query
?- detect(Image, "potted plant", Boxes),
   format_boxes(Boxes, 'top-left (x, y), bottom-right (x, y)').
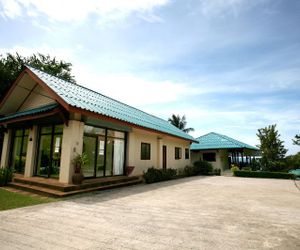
top-left (72, 153), bottom-right (88, 185)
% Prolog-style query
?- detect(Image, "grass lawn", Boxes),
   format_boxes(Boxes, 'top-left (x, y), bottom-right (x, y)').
top-left (0, 189), bottom-right (57, 211)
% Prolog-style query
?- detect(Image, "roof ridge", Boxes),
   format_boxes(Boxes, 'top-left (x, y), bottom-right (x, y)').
top-left (26, 65), bottom-right (179, 129)
top-left (25, 65), bottom-right (195, 141)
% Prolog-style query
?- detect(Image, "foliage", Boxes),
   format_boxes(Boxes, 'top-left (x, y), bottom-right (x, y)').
top-left (284, 152), bottom-right (300, 169)
top-left (242, 167), bottom-right (252, 171)
top-left (143, 167), bottom-right (177, 183)
top-left (0, 167), bottom-right (13, 186)
top-left (233, 170), bottom-right (295, 179)
top-left (193, 160), bottom-right (213, 175)
top-left (72, 153), bottom-right (88, 173)
top-left (250, 158), bottom-right (261, 171)
top-left (0, 52), bottom-right (75, 99)
top-left (257, 124), bottom-right (287, 170)
top-left (230, 165), bottom-right (239, 173)
top-left (293, 134), bottom-right (300, 146)
top-left (168, 114), bottom-right (194, 133)
top-left (213, 168), bottom-right (221, 176)
top-left (182, 165), bottom-right (198, 177)
top-left (0, 189), bottom-right (56, 211)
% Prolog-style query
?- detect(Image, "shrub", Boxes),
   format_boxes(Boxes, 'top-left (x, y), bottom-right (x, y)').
top-left (193, 160), bottom-right (213, 175)
top-left (213, 168), bottom-right (221, 176)
top-left (242, 167), bottom-right (251, 171)
top-left (231, 165), bottom-right (239, 173)
top-left (233, 170), bottom-right (295, 179)
top-left (143, 167), bottom-right (177, 183)
top-left (183, 165), bottom-right (197, 177)
top-left (0, 167), bottom-right (13, 186)
top-left (250, 158), bottom-right (261, 171)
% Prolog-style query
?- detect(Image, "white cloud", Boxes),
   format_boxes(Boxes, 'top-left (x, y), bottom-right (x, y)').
top-left (0, 0), bottom-right (169, 23)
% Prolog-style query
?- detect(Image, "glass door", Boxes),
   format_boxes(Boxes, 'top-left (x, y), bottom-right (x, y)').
top-left (96, 136), bottom-right (105, 177)
top-left (83, 136), bottom-right (96, 177)
top-left (36, 125), bottom-right (63, 178)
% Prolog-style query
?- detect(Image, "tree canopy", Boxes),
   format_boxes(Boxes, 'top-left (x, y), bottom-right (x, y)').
top-left (0, 53), bottom-right (75, 99)
top-left (257, 124), bottom-right (287, 169)
top-left (168, 114), bottom-right (194, 134)
top-left (293, 134), bottom-right (300, 146)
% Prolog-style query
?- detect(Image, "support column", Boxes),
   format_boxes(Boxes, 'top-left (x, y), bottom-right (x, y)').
top-left (156, 137), bottom-right (163, 169)
top-left (59, 120), bottom-right (84, 184)
top-left (24, 126), bottom-right (38, 177)
top-left (0, 129), bottom-right (12, 168)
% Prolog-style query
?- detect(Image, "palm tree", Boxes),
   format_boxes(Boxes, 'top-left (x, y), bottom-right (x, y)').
top-left (168, 114), bottom-right (194, 133)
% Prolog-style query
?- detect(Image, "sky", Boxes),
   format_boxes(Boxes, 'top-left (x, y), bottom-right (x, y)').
top-left (0, 0), bottom-right (299, 154)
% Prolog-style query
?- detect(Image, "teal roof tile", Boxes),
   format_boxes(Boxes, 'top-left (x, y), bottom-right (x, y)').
top-left (190, 132), bottom-right (258, 151)
top-left (27, 66), bottom-right (195, 141)
top-left (0, 103), bottom-right (59, 122)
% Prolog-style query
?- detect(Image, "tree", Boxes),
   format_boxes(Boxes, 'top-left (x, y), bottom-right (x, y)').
top-left (168, 114), bottom-right (194, 133)
top-left (293, 134), bottom-right (300, 146)
top-left (0, 52), bottom-right (75, 99)
top-left (256, 124), bottom-right (287, 170)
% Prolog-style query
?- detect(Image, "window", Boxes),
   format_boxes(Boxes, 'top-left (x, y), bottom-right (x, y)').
top-left (141, 143), bottom-right (151, 160)
top-left (203, 152), bottom-right (216, 162)
top-left (185, 148), bottom-right (190, 159)
top-left (175, 147), bottom-right (182, 160)
top-left (10, 128), bottom-right (29, 174)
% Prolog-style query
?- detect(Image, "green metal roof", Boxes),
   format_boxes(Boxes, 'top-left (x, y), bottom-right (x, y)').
top-left (0, 103), bottom-right (59, 122)
top-left (26, 66), bottom-right (195, 141)
top-left (190, 132), bottom-right (258, 151)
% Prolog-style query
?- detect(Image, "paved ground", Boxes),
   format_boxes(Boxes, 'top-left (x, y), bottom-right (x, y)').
top-left (0, 176), bottom-right (299, 250)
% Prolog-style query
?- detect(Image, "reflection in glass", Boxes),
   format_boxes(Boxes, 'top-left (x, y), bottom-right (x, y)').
top-left (83, 136), bottom-right (96, 177)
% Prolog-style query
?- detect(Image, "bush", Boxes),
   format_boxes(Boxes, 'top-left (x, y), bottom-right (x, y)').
top-left (242, 167), bottom-right (251, 171)
top-left (213, 168), bottom-right (221, 176)
top-left (233, 170), bottom-right (295, 179)
top-left (183, 165), bottom-right (197, 177)
top-left (250, 158), bottom-right (261, 171)
top-left (231, 165), bottom-right (239, 173)
top-left (143, 167), bottom-right (177, 184)
top-left (0, 167), bottom-right (13, 186)
top-left (193, 160), bottom-right (213, 175)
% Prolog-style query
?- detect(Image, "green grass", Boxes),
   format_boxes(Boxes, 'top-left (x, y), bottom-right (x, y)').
top-left (0, 189), bottom-right (57, 211)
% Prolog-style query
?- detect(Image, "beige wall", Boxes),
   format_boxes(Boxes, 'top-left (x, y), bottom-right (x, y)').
top-left (59, 120), bottom-right (84, 184)
top-left (19, 85), bottom-right (55, 111)
top-left (191, 149), bottom-right (229, 171)
top-left (128, 128), bottom-right (191, 176)
top-left (0, 130), bottom-right (12, 168)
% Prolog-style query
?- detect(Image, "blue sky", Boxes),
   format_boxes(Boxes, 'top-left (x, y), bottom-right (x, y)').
top-left (0, 0), bottom-right (299, 154)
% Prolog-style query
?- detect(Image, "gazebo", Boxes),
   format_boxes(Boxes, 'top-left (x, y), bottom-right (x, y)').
top-left (190, 132), bottom-right (260, 171)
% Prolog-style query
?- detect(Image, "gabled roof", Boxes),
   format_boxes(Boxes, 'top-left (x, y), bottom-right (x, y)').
top-left (2, 65), bottom-right (195, 142)
top-left (0, 103), bottom-right (59, 123)
top-left (190, 132), bottom-right (258, 151)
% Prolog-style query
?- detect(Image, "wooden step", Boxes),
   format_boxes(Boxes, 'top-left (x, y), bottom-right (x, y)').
top-left (13, 176), bottom-right (141, 192)
top-left (8, 178), bottom-right (143, 198)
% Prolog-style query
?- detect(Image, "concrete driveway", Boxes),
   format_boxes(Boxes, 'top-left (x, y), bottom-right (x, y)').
top-left (0, 176), bottom-right (299, 250)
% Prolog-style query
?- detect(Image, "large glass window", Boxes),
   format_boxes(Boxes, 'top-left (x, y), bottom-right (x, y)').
top-left (10, 128), bottom-right (29, 174)
top-left (83, 125), bottom-right (126, 178)
top-left (203, 153), bottom-right (216, 162)
top-left (36, 125), bottom-right (63, 178)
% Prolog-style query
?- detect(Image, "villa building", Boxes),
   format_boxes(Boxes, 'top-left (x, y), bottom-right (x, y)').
top-left (0, 66), bottom-right (195, 185)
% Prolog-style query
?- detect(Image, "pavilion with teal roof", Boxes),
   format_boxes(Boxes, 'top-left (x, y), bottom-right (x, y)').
top-left (190, 132), bottom-right (259, 171)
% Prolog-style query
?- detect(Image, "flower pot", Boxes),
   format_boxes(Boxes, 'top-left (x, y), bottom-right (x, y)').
top-left (126, 166), bottom-right (135, 176)
top-left (72, 172), bottom-right (84, 185)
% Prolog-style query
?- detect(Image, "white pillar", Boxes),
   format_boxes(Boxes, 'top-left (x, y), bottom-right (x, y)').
top-left (157, 137), bottom-right (163, 169)
top-left (24, 126), bottom-right (38, 177)
top-left (59, 120), bottom-right (84, 184)
top-left (0, 129), bottom-right (12, 168)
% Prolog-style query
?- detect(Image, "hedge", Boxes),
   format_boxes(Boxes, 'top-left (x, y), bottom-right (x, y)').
top-left (233, 170), bottom-right (295, 179)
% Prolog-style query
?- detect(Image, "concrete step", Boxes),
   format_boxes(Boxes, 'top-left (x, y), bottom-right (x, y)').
top-left (8, 178), bottom-right (143, 198)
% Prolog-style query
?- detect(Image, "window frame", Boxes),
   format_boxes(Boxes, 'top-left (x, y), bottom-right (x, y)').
top-left (185, 148), bottom-right (190, 159)
top-left (141, 142), bottom-right (151, 160)
top-left (202, 152), bottom-right (216, 162)
top-left (175, 147), bottom-right (182, 160)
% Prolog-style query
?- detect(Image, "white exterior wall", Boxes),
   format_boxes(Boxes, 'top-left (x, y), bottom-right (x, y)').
top-left (128, 128), bottom-right (191, 176)
top-left (24, 126), bottom-right (38, 177)
top-left (59, 120), bottom-right (84, 184)
top-left (0, 130), bottom-right (12, 168)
